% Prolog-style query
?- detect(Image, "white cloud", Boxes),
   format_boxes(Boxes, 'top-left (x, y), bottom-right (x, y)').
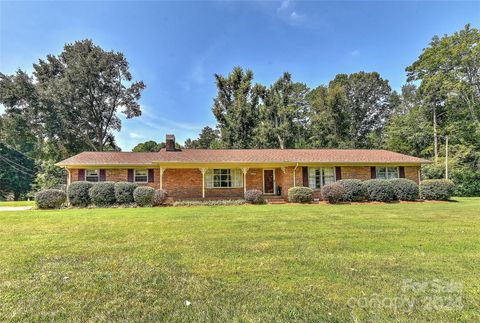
top-left (129, 132), bottom-right (143, 139)
top-left (277, 0), bottom-right (307, 26)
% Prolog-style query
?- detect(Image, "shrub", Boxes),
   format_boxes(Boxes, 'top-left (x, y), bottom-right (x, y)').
top-left (67, 181), bottom-right (93, 207)
top-left (133, 186), bottom-right (155, 207)
top-left (364, 179), bottom-right (397, 202)
top-left (153, 189), bottom-right (168, 206)
top-left (321, 183), bottom-right (346, 204)
top-left (35, 189), bottom-right (66, 209)
top-left (114, 182), bottom-right (138, 204)
top-left (173, 199), bottom-right (246, 207)
top-left (245, 189), bottom-right (265, 204)
top-left (389, 178), bottom-right (419, 201)
top-left (337, 179), bottom-right (368, 202)
top-left (420, 179), bottom-right (455, 200)
top-left (288, 187), bottom-right (313, 203)
top-left (89, 182), bottom-right (116, 206)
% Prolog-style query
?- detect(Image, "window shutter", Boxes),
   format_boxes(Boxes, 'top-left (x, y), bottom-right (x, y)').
top-left (99, 169), bottom-right (106, 181)
top-left (335, 167), bottom-right (342, 181)
top-left (399, 166), bottom-right (405, 178)
top-left (128, 169), bottom-right (134, 182)
top-left (78, 169), bottom-right (85, 181)
top-left (148, 169), bottom-right (154, 183)
top-left (302, 167), bottom-right (309, 187)
top-left (370, 167), bottom-right (376, 179)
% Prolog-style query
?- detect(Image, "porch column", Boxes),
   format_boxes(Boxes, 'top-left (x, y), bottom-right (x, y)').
top-left (241, 167), bottom-right (249, 197)
top-left (159, 167), bottom-right (166, 189)
top-left (200, 168), bottom-right (207, 198)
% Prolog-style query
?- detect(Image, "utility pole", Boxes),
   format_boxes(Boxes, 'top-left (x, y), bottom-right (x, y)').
top-left (445, 136), bottom-right (449, 180)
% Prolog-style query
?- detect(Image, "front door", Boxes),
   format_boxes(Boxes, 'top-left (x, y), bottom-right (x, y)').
top-left (264, 169), bottom-right (274, 194)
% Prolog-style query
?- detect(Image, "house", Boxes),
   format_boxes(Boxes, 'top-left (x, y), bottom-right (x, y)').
top-left (56, 134), bottom-right (430, 200)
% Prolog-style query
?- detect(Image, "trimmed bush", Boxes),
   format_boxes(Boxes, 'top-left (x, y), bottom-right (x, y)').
top-left (173, 199), bottom-right (246, 207)
top-left (420, 179), bottom-right (455, 200)
top-left (67, 181), bottom-right (93, 207)
top-left (364, 179), bottom-right (397, 202)
top-left (321, 183), bottom-right (346, 204)
top-left (245, 189), bottom-right (265, 204)
top-left (153, 189), bottom-right (168, 206)
top-left (288, 187), bottom-right (313, 203)
top-left (337, 179), bottom-right (368, 202)
top-left (133, 186), bottom-right (155, 207)
top-left (390, 178), bottom-right (419, 201)
top-left (114, 182), bottom-right (138, 204)
top-left (89, 182), bottom-right (116, 206)
top-left (35, 189), bottom-right (66, 209)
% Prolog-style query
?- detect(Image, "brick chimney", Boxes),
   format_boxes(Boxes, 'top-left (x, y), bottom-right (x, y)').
top-left (165, 134), bottom-right (176, 151)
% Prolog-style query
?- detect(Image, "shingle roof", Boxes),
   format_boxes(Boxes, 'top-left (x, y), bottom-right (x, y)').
top-left (56, 149), bottom-right (430, 166)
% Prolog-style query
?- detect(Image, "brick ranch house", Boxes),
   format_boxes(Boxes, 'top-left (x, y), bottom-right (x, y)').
top-left (56, 135), bottom-right (430, 200)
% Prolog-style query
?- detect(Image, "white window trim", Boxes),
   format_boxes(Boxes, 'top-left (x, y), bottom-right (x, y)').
top-left (134, 169), bottom-right (149, 183)
top-left (308, 167), bottom-right (336, 189)
top-left (376, 166), bottom-right (399, 180)
top-left (205, 169), bottom-right (243, 189)
top-left (85, 169), bottom-right (99, 182)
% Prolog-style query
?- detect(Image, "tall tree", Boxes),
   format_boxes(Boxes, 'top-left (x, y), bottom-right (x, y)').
top-left (132, 140), bottom-right (165, 152)
top-left (258, 73), bottom-right (309, 149)
top-left (0, 144), bottom-right (36, 200)
top-left (212, 67), bottom-right (263, 148)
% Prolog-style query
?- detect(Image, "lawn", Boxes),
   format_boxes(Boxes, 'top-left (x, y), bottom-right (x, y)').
top-left (0, 199), bottom-right (479, 321)
top-left (0, 200), bottom-right (35, 207)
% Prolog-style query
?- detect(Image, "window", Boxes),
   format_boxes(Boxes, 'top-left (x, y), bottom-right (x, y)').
top-left (134, 169), bottom-right (148, 182)
top-left (376, 167), bottom-right (399, 179)
top-left (85, 169), bottom-right (99, 182)
top-left (308, 167), bottom-right (335, 188)
top-left (205, 169), bottom-right (242, 188)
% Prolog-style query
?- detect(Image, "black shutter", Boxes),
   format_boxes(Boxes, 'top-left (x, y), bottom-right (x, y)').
top-left (370, 167), bottom-right (376, 179)
top-left (335, 166), bottom-right (342, 181)
top-left (399, 166), bottom-right (405, 178)
top-left (302, 167), bottom-right (309, 187)
top-left (99, 169), bottom-right (106, 181)
top-left (128, 169), bottom-right (134, 182)
top-left (148, 169), bottom-right (154, 183)
top-left (78, 169), bottom-right (85, 181)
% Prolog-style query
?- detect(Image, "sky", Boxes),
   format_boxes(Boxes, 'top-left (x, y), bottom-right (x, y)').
top-left (1, 1), bottom-right (479, 151)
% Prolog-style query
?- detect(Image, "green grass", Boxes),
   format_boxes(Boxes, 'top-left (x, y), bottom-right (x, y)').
top-left (0, 200), bottom-right (35, 207)
top-left (0, 198), bottom-right (479, 321)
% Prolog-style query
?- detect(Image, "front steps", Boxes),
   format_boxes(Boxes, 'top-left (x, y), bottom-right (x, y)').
top-left (264, 196), bottom-right (287, 204)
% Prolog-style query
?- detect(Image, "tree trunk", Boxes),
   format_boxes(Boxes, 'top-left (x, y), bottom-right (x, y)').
top-left (433, 104), bottom-right (438, 163)
top-left (14, 191), bottom-right (20, 201)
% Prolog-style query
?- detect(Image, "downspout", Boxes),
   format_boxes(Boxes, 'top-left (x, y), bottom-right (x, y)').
top-left (64, 167), bottom-right (71, 205)
top-left (293, 163), bottom-right (299, 187)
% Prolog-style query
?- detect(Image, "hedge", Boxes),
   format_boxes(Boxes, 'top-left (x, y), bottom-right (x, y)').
top-left (420, 179), bottom-right (455, 200)
top-left (288, 187), bottom-right (313, 203)
top-left (337, 179), bottom-right (368, 202)
top-left (321, 183), bottom-right (345, 204)
top-left (35, 189), bottom-right (66, 209)
top-left (245, 189), bottom-right (265, 204)
top-left (67, 181), bottom-right (93, 207)
top-left (133, 186), bottom-right (155, 206)
top-left (89, 182), bottom-right (116, 206)
top-left (153, 189), bottom-right (168, 206)
top-left (390, 178), bottom-right (419, 201)
top-left (364, 179), bottom-right (397, 202)
top-left (114, 182), bottom-right (138, 204)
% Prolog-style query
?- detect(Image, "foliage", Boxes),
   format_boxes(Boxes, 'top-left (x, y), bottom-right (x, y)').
top-left (364, 179), bottom-right (398, 202)
top-left (67, 181), bottom-right (93, 207)
top-left (389, 178), bottom-right (419, 201)
top-left (35, 189), bottom-right (66, 209)
top-left (0, 143), bottom-right (36, 200)
top-left (337, 179), bottom-right (368, 202)
top-left (450, 168), bottom-right (480, 197)
top-left (287, 187), bottom-right (313, 203)
top-left (153, 189), bottom-right (168, 206)
top-left (133, 186), bottom-right (155, 206)
top-left (321, 183), bottom-right (345, 204)
top-left (132, 141), bottom-right (165, 152)
top-left (114, 182), bottom-right (138, 204)
top-left (184, 126), bottom-right (219, 149)
top-left (31, 159), bottom-right (66, 191)
top-left (244, 189), bottom-right (265, 204)
top-left (89, 182), bottom-right (116, 206)
top-left (173, 199), bottom-right (246, 207)
top-left (420, 179), bottom-right (455, 200)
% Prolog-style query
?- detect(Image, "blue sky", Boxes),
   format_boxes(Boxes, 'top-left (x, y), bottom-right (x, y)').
top-left (1, 1), bottom-right (479, 150)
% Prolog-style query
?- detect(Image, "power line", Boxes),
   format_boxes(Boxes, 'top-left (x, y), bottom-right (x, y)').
top-left (0, 155), bottom-right (36, 176)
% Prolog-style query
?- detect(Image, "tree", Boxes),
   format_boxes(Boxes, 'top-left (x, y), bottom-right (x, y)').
top-left (330, 72), bottom-right (394, 148)
top-left (258, 73), bottom-right (309, 149)
top-left (212, 67), bottom-right (263, 148)
top-left (0, 144), bottom-right (36, 200)
top-left (132, 140), bottom-right (165, 152)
